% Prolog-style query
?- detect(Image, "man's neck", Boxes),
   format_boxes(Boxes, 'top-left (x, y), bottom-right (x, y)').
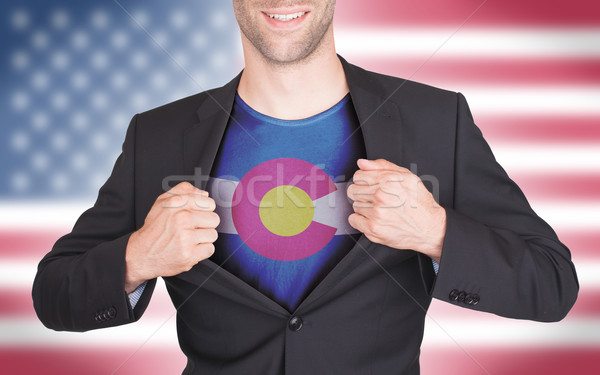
top-left (236, 33), bottom-right (349, 120)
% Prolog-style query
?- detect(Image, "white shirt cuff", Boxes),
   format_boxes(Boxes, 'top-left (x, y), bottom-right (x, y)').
top-left (128, 281), bottom-right (147, 309)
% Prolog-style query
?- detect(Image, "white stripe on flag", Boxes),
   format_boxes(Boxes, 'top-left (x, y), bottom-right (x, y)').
top-left (0, 200), bottom-right (96, 230)
top-left (422, 317), bottom-right (600, 348)
top-left (2, 316), bottom-right (600, 348)
top-left (4, 260), bottom-right (600, 290)
top-left (492, 144), bottom-right (600, 174)
top-left (3, 197), bottom-right (600, 234)
top-left (529, 202), bottom-right (600, 231)
top-left (336, 28), bottom-right (600, 58)
top-left (207, 178), bottom-right (359, 235)
top-left (313, 181), bottom-right (357, 234)
top-left (0, 318), bottom-right (179, 348)
top-left (460, 87), bottom-right (600, 116)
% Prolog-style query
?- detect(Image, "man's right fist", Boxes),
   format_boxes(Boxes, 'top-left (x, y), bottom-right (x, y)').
top-left (124, 182), bottom-right (220, 293)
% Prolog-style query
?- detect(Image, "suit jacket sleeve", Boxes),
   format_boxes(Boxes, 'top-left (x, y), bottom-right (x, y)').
top-left (32, 114), bottom-right (156, 332)
top-left (429, 93), bottom-right (579, 322)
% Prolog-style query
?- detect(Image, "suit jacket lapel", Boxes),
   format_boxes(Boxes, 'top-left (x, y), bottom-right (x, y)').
top-left (183, 71), bottom-right (242, 191)
top-left (296, 56), bottom-right (417, 311)
top-left (340, 55), bottom-right (405, 163)
top-left (184, 56), bottom-right (407, 186)
top-left (180, 71), bottom-right (291, 315)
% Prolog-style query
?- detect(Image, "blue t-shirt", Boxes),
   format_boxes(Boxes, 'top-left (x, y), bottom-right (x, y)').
top-left (207, 93), bottom-right (366, 312)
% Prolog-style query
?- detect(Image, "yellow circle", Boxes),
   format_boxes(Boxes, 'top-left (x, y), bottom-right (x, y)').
top-left (259, 185), bottom-right (314, 236)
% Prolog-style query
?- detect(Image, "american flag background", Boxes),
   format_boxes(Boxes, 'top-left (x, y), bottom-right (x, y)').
top-left (1, 0), bottom-right (599, 374)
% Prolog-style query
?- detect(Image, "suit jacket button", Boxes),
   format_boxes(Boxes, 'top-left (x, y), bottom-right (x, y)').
top-left (471, 294), bottom-right (480, 305)
top-left (465, 294), bottom-right (474, 305)
top-left (457, 291), bottom-right (467, 303)
top-left (288, 316), bottom-right (303, 332)
top-left (107, 307), bottom-right (117, 319)
top-left (449, 289), bottom-right (460, 301)
top-left (102, 312), bottom-right (109, 321)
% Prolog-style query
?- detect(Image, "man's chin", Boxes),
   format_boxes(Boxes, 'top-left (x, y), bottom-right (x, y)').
top-left (257, 41), bottom-right (323, 67)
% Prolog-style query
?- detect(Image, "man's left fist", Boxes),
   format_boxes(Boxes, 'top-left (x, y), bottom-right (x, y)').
top-left (347, 158), bottom-right (446, 262)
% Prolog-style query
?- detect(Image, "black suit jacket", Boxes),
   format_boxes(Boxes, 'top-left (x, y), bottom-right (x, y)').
top-left (32, 56), bottom-right (578, 374)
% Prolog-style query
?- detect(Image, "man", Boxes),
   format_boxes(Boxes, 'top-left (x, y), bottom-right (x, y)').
top-left (32, 1), bottom-right (579, 374)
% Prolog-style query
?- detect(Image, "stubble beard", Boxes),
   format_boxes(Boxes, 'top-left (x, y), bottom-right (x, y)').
top-left (235, 2), bottom-right (336, 68)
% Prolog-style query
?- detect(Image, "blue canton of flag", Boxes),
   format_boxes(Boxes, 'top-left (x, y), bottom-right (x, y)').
top-left (2, 0), bottom-right (241, 200)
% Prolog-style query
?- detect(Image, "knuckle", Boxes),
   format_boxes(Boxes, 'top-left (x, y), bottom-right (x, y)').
top-left (364, 233), bottom-right (376, 243)
top-left (182, 258), bottom-right (195, 272)
top-left (363, 218), bottom-right (375, 232)
top-left (163, 182), bottom-right (192, 198)
top-left (367, 222), bottom-right (381, 237)
top-left (187, 248), bottom-right (201, 264)
top-left (346, 184), bottom-right (354, 196)
top-left (348, 213), bottom-right (357, 226)
top-left (382, 172), bottom-right (400, 183)
top-left (165, 194), bottom-right (187, 208)
top-left (205, 197), bottom-right (216, 211)
top-left (179, 246), bottom-right (192, 261)
top-left (394, 164), bottom-right (410, 174)
top-left (210, 212), bottom-right (221, 227)
top-left (353, 200), bottom-right (369, 210)
top-left (404, 172), bottom-right (420, 185)
top-left (173, 210), bottom-right (191, 225)
top-left (353, 171), bottom-right (364, 184)
top-left (373, 188), bottom-right (387, 203)
top-left (198, 228), bottom-right (216, 243)
top-left (178, 229), bottom-right (193, 244)
top-left (201, 243), bottom-right (215, 257)
top-left (176, 181), bottom-right (195, 191)
top-left (200, 211), bottom-right (219, 228)
top-left (371, 207), bottom-right (383, 220)
top-left (180, 263), bottom-right (191, 273)
top-left (195, 196), bottom-right (216, 211)
top-left (348, 193), bottom-right (356, 203)
top-left (209, 229), bottom-right (218, 242)
top-left (400, 173), bottom-right (413, 184)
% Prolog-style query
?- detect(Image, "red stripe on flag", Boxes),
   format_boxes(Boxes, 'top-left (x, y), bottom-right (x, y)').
top-left (510, 174), bottom-right (600, 201)
top-left (350, 58), bottom-right (600, 86)
top-left (336, 0), bottom-right (600, 27)
top-left (0, 230), bottom-right (63, 259)
top-left (0, 290), bottom-right (35, 318)
top-left (0, 348), bottom-right (186, 375)
top-left (421, 348), bottom-right (600, 375)
top-left (477, 117), bottom-right (600, 144)
top-left (0, 347), bottom-right (598, 375)
top-left (555, 231), bottom-right (600, 258)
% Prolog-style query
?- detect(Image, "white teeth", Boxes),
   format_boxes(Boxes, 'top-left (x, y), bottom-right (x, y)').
top-left (267, 12), bottom-right (306, 21)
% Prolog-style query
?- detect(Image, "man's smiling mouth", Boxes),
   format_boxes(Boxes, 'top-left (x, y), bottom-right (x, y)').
top-left (264, 11), bottom-right (307, 21)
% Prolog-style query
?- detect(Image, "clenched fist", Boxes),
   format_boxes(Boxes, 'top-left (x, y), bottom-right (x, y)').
top-left (124, 182), bottom-right (220, 293)
top-left (347, 159), bottom-right (446, 262)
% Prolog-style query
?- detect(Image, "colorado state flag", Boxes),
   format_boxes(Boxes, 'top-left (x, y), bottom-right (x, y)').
top-left (206, 93), bottom-right (366, 311)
